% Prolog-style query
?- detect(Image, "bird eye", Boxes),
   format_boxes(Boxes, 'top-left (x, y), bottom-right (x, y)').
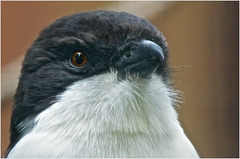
top-left (71, 52), bottom-right (88, 67)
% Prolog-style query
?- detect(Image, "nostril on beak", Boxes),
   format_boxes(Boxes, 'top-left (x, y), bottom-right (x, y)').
top-left (125, 52), bottom-right (131, 58)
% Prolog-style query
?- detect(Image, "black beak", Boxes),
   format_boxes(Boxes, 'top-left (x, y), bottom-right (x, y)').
top-left (116, 40), bottom-right (164, 79)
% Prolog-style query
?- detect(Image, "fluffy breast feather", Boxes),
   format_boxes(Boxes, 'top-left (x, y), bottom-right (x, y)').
top-left (8, 71), bottom-right (199, 158)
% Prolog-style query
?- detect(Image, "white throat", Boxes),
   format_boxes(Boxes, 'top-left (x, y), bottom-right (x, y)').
top-left (36, 72), bottom-right (178, 134)
top-left (8, 72), bottom-right (199, 158)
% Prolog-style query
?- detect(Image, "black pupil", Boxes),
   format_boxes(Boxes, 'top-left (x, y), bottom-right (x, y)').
top-left (74, 53), bottom-right (84, 64)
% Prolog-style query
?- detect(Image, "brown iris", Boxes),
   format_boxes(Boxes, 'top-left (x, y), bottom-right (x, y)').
top-left (71, 52), bottom-right (88, 67)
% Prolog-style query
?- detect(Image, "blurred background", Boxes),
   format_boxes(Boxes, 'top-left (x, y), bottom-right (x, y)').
top-left (1, 1), bottom-right (239, 158)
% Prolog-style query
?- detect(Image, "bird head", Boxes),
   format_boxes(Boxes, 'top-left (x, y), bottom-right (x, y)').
top-left (8, 10), bottom-right (177, 154)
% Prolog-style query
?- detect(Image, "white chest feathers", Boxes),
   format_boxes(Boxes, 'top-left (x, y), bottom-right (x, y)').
top-left (8, 72), bottom-right (199, 158)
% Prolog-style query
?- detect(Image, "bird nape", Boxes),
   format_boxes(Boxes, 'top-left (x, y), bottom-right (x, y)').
top-left (6, 10), bottom-right (199, 158)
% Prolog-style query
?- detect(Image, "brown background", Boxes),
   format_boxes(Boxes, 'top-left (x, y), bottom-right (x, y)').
top-left (1, 1), bottom-right (239, 157)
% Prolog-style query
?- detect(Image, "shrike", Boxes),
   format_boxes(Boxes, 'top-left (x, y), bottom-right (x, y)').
top-left (6, 10), bottom-right (199, 158)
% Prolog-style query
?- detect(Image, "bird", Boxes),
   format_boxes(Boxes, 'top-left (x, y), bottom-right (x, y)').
top-left (5, 10), bottom-right (199, 158)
